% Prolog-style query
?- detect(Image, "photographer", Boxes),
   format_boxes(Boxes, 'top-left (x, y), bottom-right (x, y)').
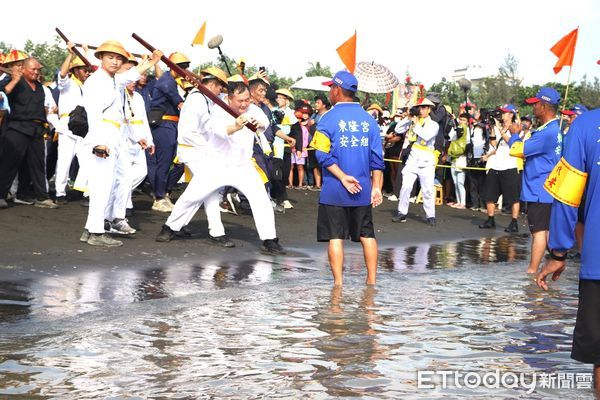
top-left (466, 111), bottom-right (490, 211)
top-left (478, 104), bottom-right (521, 232)
top-left (392, 98), bottom-right (439, 225)
top-left (447, 113), bottom-right (470, 209)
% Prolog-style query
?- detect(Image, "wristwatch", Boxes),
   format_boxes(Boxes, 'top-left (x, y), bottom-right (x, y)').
top-left (547, 246), bottom-right (567, 261)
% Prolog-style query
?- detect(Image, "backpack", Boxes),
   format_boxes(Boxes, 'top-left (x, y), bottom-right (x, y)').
top-left (68, 105), bottom-right (88, 138)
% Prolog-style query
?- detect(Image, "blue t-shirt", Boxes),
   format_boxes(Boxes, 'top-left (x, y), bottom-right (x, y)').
top-left (149, 73), bottom-right (182, 116)
top-left (314, 102), bottom-right (384, 207)
top-left (508, 119), bottom-right (562, 203)
top-left (547, 109), bottom-right (600, 280)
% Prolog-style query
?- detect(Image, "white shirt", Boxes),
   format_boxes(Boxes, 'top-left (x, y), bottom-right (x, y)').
top-left (125, 90), bottom-right (153, 147)
top-left (177, 89), bottom-right (225, 151)
top-left (57, 73), bottom-right (84, 135)
top-left (406, 116), bottom-right (439, 167)
top-left (486, 126), bottom-right (518, 171)
top-left (210, 102), bottom-right (270, 167)
top-left (471, 126), bottom-right (487, 158)
top-left (82, 67), bottom-right (140, 150)
top-left (43, 85), bottom-right (59, 129)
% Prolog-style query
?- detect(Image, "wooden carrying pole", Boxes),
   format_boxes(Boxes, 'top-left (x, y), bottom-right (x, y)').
top-left (55, 28), bottom-right (93, 69)
top-left (131, 33), bottom-right (257, 132)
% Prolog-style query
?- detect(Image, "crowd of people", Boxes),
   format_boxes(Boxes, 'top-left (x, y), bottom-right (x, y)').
top-left (0, 43), bottom-right (593, 261)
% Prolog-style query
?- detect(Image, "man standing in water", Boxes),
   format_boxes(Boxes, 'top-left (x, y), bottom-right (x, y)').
top-left (536, 107), bottom-right (600, 392)
top-left (311, 71), bottom-right (384, 286)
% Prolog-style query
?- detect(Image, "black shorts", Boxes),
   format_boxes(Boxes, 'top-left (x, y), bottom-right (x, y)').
top-left (307, 150), bottom-right (319, 170)
top-left (317, 204), bottom-right (375, 242)
top-left (484, 168), bottom-right (520, 205)
top-left (571, 279), bottom-right (600, 364)
top-left (527, 202), bottom-right (552, 233)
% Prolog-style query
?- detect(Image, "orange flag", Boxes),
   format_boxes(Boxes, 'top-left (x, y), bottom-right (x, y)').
top-left (337, 31), bottom-right (356, 73)
top-left (550, 27), bottom-right (578, 74)
top-left (192, 20), bottom-right (207, 46)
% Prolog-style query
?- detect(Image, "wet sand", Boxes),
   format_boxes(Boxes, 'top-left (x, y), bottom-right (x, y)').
top-left (0, 187), bottom-right (523, 278)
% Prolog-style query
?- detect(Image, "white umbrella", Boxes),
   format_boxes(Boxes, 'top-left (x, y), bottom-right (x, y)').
top-left (354, 61), bottom-right (400, 93)
top-left (290, 76), bottom-right (331, 92)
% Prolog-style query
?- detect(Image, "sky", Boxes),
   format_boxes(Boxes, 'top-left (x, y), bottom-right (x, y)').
top-left (3, 0), bottom-right (599, 87)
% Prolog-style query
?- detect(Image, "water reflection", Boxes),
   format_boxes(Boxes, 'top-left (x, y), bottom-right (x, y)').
top-left (311, 286), bottom-right (390, 397)
top-left (0, 235), bottom-right (588, 398)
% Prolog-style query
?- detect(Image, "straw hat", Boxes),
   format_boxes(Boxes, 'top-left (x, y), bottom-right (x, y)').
top-left (69, 56), bottom-right (87, 70)
top-left (168, 52), bottom-right (190, 65)
top-left (3, 50), bottom-right (29, 65)
top-left (201, 66), bottom-right (228, 86)
top-left (248, 72), bottom-right (269, 86)
top-left (126, 52), bottom-right (138, 66)
top-left (227, 74), bottom-right (248, 84)
top-left (0, 53), bottom-right (4, 65)
top-left (416, 98), bottom-right (436, 107)
top-left (367, 103), bottom-right (383, 114)
top-left (275, 88), bottom-right (294, 101)
top-left (94, 40), bottom-right (129, 60)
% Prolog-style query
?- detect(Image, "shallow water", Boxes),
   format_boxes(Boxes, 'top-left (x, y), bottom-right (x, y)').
top-left (0, 236), bottom-right (589, 398)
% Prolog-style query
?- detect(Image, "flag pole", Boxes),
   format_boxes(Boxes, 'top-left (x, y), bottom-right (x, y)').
top-left (559, 65), bottom-right (573, 132)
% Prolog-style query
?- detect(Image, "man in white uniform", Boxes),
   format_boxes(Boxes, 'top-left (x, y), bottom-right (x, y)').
top-left (79, 40), bottom-right (161, 247)
top-left (392, 98), bottom-right (439, 225)
top-left (55, 43), bottom-right (91, 204)
top-left (156, 78), bottom-right (285, 255)
top-left (156, 67), bottom-right (233, 247)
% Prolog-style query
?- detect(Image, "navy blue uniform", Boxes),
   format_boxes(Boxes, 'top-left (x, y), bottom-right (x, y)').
top-left (147, 73), bottom-right (183, 198)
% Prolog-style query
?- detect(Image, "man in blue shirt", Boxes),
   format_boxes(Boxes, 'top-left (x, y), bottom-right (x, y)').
top-left (147, 52), bottom-right (188, 213)
top-left (536, 108), bottom-right (600, 392)
top-left (311, 71), bottom-right (385, 286)
top-left (508, 87), bottom-right (562, 274)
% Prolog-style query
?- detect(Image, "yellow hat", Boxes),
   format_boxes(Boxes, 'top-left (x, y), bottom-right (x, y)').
top-left (168, 52), bottom-right (190, 65)
top-left (126, 52), bottom-right (138, 66)
top-left (3, 49), bottom-right (29, 65)
top-left (69, 56), bottom-right (87, 70)
top-left (275, 88), bottom-right (294, 101)
top-left (248, 72), bottom-right (269, 86)
top-left (181, 80), bottom-right (194, 90)
top-left (200, 66), bottom-right (228, 86)
top-left (94, 40), bottom-right (129, 60)
top-left (367, 103), bottom-right (383, 114)
top-left (0, 53), bottom-right (4, 65)
top-left (227, 74), bottom-right (248, 84)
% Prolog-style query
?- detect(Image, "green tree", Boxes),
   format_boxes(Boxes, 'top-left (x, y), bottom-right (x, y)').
top-left (577, 75), bottom-right (600, 109)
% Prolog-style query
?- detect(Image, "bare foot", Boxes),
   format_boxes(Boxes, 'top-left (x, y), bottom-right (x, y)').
top-left (526, 268), bottom-right (538, 274)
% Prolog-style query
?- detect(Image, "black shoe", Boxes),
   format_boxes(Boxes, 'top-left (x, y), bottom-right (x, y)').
top-left (479, 218), bottom-right (496, 229)
top-left (261, 238), bottom-right (286, 255)
top-left (156, 224), bottom-right (176, 242)
top-left (427, 217), bottom-right (436, 226)
top-left (504, 219), bottom-right (519, 233)
top-left (209, 235), bottom-right (235, 248)
top-left (175, 225), bottom-right (192, 237)
top-left (391, 212), bottom-right (407, 223)
top-left (55, 196), bottom-right (68, 205)
top-left (80, 197), bottom-right (90, 207)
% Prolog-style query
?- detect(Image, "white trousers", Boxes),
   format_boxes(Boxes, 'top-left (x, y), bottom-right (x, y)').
top-left (126, 147), bottom-right (148, 209)
top-left (397, 162), bottom-right (436, 218)
top-left (84, 146), bottom-right (130, 233)
top-left (166, 158), bottom-right (276, 241)
top-left (55, 133), bottom-right (82, 197)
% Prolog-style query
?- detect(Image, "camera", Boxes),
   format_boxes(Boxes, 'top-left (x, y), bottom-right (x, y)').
top-left (272, 109), bottom-right (285, 125)
top-left (480, 108), bottom-right (502, 125)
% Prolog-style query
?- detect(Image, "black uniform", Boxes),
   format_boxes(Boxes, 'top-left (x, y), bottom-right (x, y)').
top-left (0, 76), bottom-right (50, 201)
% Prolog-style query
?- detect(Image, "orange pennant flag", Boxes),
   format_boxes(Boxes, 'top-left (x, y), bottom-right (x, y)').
top-left (192, 20), bottom-right (207, 46)
top-left (336, 31), bottom-right (356, 73)
top-left (550, 27), bottom-right (578, 74)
